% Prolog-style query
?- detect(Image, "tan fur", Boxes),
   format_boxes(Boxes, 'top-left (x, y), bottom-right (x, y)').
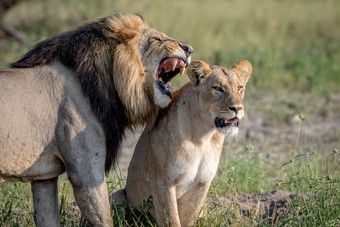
top-left (111, 60), bottom-right (252, 226)
top-left (0, 13), bottom-right (192, 227)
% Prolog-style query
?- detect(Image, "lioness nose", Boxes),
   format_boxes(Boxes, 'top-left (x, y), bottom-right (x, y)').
top-left (228, 106), bottom-right (243, 114)
top-left (179, 43), bottom-right (194, 54)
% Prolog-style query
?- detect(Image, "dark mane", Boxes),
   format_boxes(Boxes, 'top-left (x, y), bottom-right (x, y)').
top-left (12, 19), bottom-right (127, 173)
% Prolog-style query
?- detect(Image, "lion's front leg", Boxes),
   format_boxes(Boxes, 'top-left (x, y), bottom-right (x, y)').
top-left (62, 150), bottom-right (112, 227)
top-left (31, 177), bottom-right (60, 227)
top-left (56, 104), bottom-right (113, 226)
top-left (68, 170), bottom-right (112, 227)
top-left (57, 127), bottom-right (112, 225)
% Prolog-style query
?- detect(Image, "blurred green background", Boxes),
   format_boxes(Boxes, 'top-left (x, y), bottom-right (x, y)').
top-left (1, 1), bottom-right (339, 225)
top-left (1, 0), bottom-right (340, 94)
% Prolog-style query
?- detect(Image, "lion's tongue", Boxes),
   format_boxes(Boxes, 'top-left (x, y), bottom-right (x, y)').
top-left (226, 118), bottom-right (237, 124)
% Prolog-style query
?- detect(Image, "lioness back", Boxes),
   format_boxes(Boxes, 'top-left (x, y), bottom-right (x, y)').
top-left (120, 60), bottom-right (252, 227)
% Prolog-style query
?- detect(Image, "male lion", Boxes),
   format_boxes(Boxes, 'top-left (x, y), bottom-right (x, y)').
top-left (111, 60), bottom-right (252, 226)
top-left (0, 13), bottom-right (192, 226)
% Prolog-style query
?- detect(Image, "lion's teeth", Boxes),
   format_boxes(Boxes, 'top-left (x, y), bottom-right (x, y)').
top-left (180, 65), bottom-right (185, 76)
top-left (171, 59), bottom-right (178, 71)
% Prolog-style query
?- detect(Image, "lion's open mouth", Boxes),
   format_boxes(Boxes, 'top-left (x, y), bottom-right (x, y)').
top-left (215, 117), bottom-right (239, 128)
top-left (157, 57), bottom-right (187, 98)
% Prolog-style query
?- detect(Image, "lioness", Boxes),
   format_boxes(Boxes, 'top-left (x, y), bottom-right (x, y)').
top-left (0, 13), bottom-right (192, 226)
top-left (112, 60), bottom-right (252, 226)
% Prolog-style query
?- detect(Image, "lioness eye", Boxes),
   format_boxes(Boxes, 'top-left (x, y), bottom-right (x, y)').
top-left (238, 86), bottom-right (243, 92)
top-left (213, 86), bottom-right (222, 92)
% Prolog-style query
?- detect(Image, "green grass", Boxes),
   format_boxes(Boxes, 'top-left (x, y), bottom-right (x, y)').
top-left (273, 150), bottom-right (339, 226)
top-left (1, 117), bottom-right (339, 226)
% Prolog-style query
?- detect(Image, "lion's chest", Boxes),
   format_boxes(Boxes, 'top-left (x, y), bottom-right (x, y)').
top-left (173, 141), bottom-right (221, 199)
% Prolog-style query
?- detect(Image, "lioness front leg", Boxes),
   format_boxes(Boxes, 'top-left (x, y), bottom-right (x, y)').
top-left (177, 183), bottom-right (210, 227)
top-left (31, 177), bottom-right (60, 227)
top-left (151, 182), bottom-right (181, 227)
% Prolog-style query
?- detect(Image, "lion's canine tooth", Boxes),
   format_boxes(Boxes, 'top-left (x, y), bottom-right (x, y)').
top-left (180, 65), bottom-right (185, 76)
top-left (171, 59), bottom-right (178, 71)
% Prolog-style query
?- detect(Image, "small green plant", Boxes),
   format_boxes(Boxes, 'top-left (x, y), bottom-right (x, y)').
top-left (265, 117), bottom-right (339, 226)
top-left (0, 183), bottom-right (34, 226)
top-left (269, 148), bottom-right (340, 226)
top-left (112, 197), bottom-right (156, 226)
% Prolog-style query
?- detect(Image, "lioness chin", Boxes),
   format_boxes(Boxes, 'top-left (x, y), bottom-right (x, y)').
top-left (111, 60), bottom-right (252, 226)
top-left (0, 13), bottom-right (192, 227)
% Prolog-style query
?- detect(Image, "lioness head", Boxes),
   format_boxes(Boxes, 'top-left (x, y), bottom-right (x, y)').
top-left (187, 60), bottom-right (252, 136)
top-left (107, 13), bottom-right (193, 109)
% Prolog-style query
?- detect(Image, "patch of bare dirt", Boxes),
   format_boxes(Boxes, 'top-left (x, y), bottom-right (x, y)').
top-left (217, 190), bottom-right (300, 222)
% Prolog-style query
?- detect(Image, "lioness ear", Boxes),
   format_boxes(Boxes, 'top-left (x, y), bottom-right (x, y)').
top-left (103, 13), bottom-right (148, 42)
top-left (187, 60), bottom-right (211, 86)
top-left (232, 60), bottom-right (252, 84)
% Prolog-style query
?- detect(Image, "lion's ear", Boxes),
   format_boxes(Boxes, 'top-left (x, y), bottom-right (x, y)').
top-left (232, 60), bottom-right (252, 84)
top-left (103, 13), bottom-right (148, 43)
top-left (187, 60), bottom-right (211, 86)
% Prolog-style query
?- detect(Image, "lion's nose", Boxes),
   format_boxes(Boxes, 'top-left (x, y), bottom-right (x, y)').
top-left (228, 106), bottom-right (243, 114)
top-left (179, 43), bottom-right (194, 55)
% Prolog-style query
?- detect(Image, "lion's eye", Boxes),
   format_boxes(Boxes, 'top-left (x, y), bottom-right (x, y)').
top-left (238, 86), bottom-right (243, 93)
top-left (213, 86), bottom-right (222, 92)
top-left (152, 37), bottom-right (162, 41)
